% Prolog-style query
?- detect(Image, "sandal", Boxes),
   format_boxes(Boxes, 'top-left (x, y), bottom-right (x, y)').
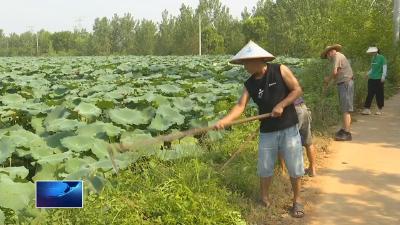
top-left (291, 202), bottom-right (305, 218)
top-left (258, 199), bottom-right (271, 208)
top-left (304, 168), bottom-right (316, 177)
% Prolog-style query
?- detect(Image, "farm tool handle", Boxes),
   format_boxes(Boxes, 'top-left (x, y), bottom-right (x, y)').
top-left (157, 112), bottom-right (271, 143)
top-left (107, 113), bottom-right (272, 173)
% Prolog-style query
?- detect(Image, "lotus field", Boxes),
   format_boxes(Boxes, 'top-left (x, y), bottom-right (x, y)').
top-left (0, 56), bottom-right (305, 217)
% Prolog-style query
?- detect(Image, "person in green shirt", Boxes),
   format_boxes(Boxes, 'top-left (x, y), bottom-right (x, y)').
top-left (361, 47), bottom-right (387, 115)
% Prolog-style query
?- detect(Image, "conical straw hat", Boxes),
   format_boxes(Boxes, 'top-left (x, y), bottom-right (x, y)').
top-left (230, 40), bottom-right (275, 64)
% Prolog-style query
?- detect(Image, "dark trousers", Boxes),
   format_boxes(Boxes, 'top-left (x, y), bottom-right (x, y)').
top-left (364, 79), bottom-right (384, 109)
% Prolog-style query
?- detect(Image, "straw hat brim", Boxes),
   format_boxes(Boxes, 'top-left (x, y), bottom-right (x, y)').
top-left (320, 44), bottom-right (342, 59)
top-left (230, 40), bottom-right (275, 65)
top-left (229, 56), bottom-right (276, 65)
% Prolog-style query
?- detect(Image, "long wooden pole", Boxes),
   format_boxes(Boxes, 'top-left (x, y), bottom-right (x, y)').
top-left (107, 113), bottom-right (271, 173)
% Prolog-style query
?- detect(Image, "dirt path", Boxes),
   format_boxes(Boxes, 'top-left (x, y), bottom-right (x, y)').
top-left (306, 93), bottom-right (400, 225)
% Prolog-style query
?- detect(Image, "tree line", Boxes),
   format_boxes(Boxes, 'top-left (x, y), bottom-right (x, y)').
top-left (0, 0), bottom-right (398, 59)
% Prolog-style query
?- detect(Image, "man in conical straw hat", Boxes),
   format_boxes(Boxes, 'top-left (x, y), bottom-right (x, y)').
top-left (215, 40), bottom-right (305, 218)
top-left (321, 44), bottom-right (354, 141)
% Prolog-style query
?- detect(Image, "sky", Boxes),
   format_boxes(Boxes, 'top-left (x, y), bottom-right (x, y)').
top-left (0, 0), bottom-right (260, 34)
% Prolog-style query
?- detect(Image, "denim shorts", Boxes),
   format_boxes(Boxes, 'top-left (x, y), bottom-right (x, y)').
top-left (337, 79), bottom-right (354, 113)
top-left (258, 125), bottom-right (304, 178)
top-left (295, 104), bottom-right (313, 146)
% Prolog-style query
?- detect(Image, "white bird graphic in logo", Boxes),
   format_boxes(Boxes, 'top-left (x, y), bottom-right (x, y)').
top-left (258, 89), bottom-right (264, 98)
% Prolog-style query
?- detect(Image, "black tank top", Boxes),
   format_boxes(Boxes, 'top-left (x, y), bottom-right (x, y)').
top-left (244, 63), bottom-right (298, 133)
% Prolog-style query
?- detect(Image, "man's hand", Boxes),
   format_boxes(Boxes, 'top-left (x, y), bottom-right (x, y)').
top-left (215, 119), bottom-right (229, 130)
top-left (324, 76), bottom-right (331, 85)
top-left (213, 87), bottom-right (249, 130)
top-left (381, 77), bottom-right (385, 83)
top-left (272, 104), bottom-right (284, 117)
top-left (322, 85), bottom-right (328, 96)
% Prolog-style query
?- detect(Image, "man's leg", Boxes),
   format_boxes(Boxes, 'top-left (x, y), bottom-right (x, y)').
top-left (338, 80), bottom-right (353, 134)
top-left (290, 177), bottom-right (301, 204)
top-left (336, 81), bottom-right (353, 141)
top-left (376, 81), bottom-right (384, 110)
top-left (305, 144), bottom-right (317, 176)
top-left (278, 154), bottom-right (286, 174)
top-left (343, 112), bottom-right (351, 132)
top-left (297, 105), bottom-right (316, 175)
top-left (260, 176), bottom-right (273, 206)
top-left (364, 79), bottom-right (374, 109)
top-left (280, 126), bottom-right (304, 202)
top-left (258, 133), bottom-right (278, 206)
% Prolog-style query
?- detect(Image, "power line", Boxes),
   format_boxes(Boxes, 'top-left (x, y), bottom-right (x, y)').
top-left (75, 17), bottom-right (84, 31)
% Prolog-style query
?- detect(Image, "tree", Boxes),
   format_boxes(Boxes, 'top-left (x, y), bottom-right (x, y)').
top-left (196, 0), bottom-right (244, 54)
top-left (18, 32), bottom-right (36, 56)
top-left (394, 0), bottom-right (400, 46)
top-left (202, 26), bottom-right (224, 54)
top-left (222, 20), bottom-right (245, 54)
top-left (91, 17), bottom-right (112, 55)
top-left (0, 29), bottom-right (7, 56)
top-left (51, 31), bottom-right (75, 55)
top-left (156, 10), bottom-right (176, 55)
top-left (242, 16), bottom-right (268, 47)
top-left (73, 29), bottom-right (91, 55)
top-left (37, 29), bottom-right (54, 55)
top-left (241, 7), bottom-right (251, 20)
top-left (110, 14), bottom-right (123, 54)
top-left (135, 19), bottom-right (157, 55)
top-left (0, 0), bottom-right (396, 58)
top-left (119, 13), bottom-right (136, 54)
top-left (173, 4), bottom-right (198, 55)
top-left (249, 0), bottom-right (394, 57)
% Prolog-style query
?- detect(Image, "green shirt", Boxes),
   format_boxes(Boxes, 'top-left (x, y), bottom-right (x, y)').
top-left (369, 54), bottom-right (387, 79)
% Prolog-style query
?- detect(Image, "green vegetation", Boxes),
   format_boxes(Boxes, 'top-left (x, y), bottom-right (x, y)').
top-left (0, 55), bottom-right (305, 223)
top-left (11, 123), bottom-right (294, 225)
top-left (0, 0), bottom-right (399, 224)
top-left (0, 54), bottom-right (398, 224)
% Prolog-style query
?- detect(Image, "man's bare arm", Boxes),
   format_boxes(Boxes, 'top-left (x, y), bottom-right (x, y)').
top-left (272, 65), bottom-right (302, 117)
top-left (215, 87), bottom-right (250, 128)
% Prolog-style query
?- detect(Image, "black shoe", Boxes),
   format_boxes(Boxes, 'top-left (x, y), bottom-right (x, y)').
top-left (335, 131), bottom-right (352, 141)
top-left (335, 129), bottom-right (346, 136)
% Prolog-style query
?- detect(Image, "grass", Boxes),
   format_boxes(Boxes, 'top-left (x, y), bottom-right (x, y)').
top-left (41, 157), bottom-right (247, 224)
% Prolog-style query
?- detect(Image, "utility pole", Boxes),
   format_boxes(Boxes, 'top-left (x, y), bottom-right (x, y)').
top-left (6, 39), bottom-right (9, 56)
top-left (36, 32), bottom-right (39, 56)
top-left (394, 0), bottom-right (400, 47)
top-left (199, 14), bottom-right (202, 56)
top-left (27, 26), bottom-right (39, 56)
